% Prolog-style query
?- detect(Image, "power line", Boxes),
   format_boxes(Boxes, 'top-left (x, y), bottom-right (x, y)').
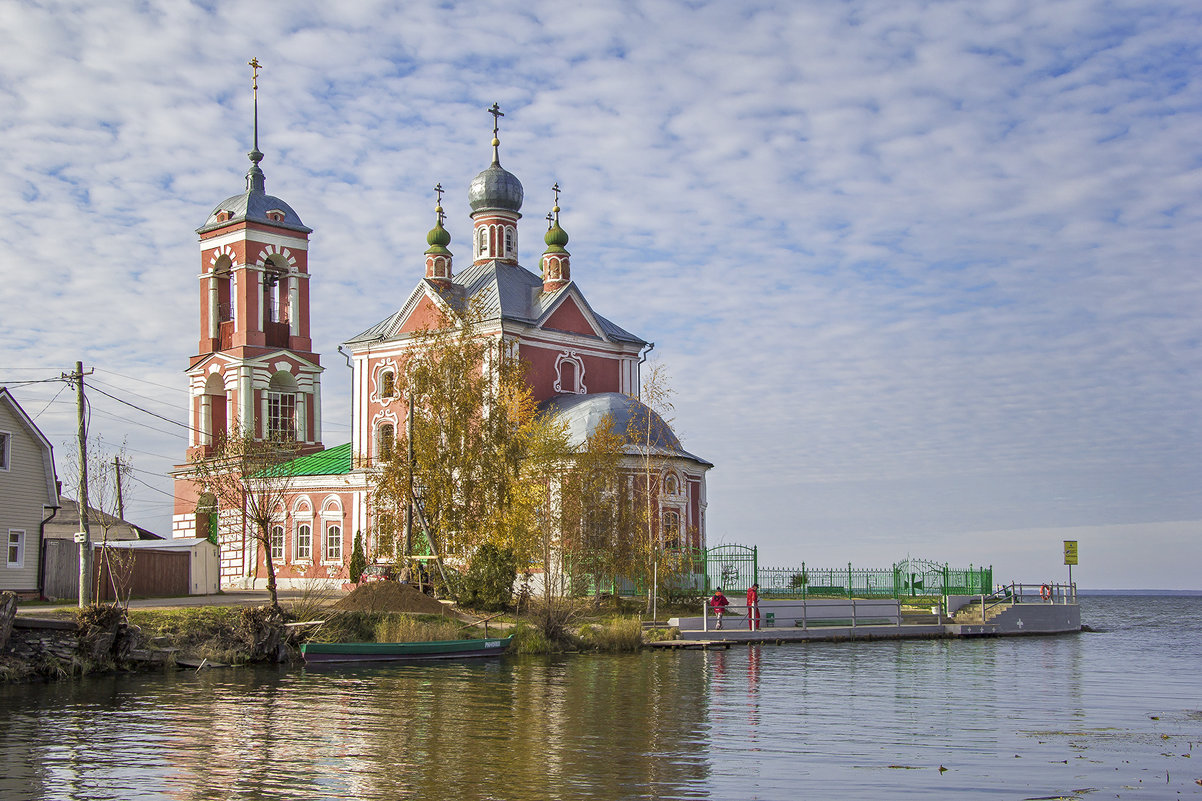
top-left (0, 376), bottom-right (69, 387)
top-left (94, 368), bottom-right (189, 397)
top-left (86, 405), bottom-right (189, 440)
top-left (33, 382), bottom-right (70, 420)
top-left (126, 473), bottom-right (177, 500)
top-left (86, 383), bottom-right (200, 435)
top-left (91, 376), bottom-right (186, 413)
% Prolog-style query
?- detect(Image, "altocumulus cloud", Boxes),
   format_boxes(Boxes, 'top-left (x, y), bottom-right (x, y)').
top-left (0, 0), bottom-right (1199, 588)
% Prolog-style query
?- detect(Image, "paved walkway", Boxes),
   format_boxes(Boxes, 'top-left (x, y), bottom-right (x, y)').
top-left (16, 589), bottom-right (348, 616)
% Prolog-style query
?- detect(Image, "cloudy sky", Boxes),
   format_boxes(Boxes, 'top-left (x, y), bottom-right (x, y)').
top-left (2, 0), bottom-right (1199, 589)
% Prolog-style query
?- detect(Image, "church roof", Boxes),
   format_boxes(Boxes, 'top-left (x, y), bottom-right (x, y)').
top-left (277, 442), bottom-right (353, 476)
top-left (197, 187), bottom-right (311, 235)
top-left (541, 392), bottom-right (712, 467)
top-left (343, 261), bottom-right (645, 346)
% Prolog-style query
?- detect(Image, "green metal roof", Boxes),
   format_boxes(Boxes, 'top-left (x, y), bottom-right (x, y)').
top-left (282, 442), bottom-right (353, 476)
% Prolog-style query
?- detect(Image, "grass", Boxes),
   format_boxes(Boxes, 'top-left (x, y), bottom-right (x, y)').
top-left (128, 607), bottom-right (254, 664)
top-left (374, 614), bottom-right (471, 643)
top-left (578, 617), bottom-right (644, 652)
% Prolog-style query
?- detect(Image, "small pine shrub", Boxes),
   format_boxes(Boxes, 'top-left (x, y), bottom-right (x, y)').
top-left (349, 531), bottom-right (367, 584)
top-left (457, 544), bottom-right (518, 611)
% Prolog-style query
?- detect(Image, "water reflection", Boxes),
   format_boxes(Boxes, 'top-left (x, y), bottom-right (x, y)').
top-left (2, 597), bottom-right (1200, 800)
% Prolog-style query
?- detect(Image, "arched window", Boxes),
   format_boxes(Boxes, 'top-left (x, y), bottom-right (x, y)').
top-left (270, 524), bottom-right (285, 561)
top-left (662, 510), bottom-right (681, 548)
top-left (195, 493), bottom-right (218, 545)
top-left (504, 227), bottom-right (514, 256)
top-left (267, 371), bottom-right (298, 441)
top-left (296, 523), bottom-right (312, 561)
top-left (214, 260), bottom-right (233, 323)
top-left (263, 258), bottom-right (288, 324)
top-left (554, 353), bottom-right (586, 395)
top-left (478, 227), bottom-right (488, 257)
top-left (378, 423), bottom-right (396, 461)
top-left (326, 524), bottom-right (342, 562)
top-left (203, 373), bottom-right (227, 446)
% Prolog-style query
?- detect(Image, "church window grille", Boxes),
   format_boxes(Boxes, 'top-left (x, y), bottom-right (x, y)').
top-left (270, 524), bottom-right (284, 561)
top-left (504, 227), bottom-right (514, 256)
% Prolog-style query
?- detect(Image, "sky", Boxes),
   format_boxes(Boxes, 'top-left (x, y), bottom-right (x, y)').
top-left (1, 0), bottom-right (1199, 589)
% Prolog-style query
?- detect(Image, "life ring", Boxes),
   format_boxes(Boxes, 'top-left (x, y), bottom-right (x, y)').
top-left (1040, 584), bottom-right (1051, 600)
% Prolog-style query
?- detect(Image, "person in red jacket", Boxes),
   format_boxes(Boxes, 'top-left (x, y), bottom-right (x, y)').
top-left (709, 588), bottom-right (730, 629)
top-left (747, 583), bottom-right (761, 630)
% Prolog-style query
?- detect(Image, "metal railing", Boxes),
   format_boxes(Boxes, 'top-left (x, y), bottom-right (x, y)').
top-left (701, 598), bottom-right (904, 632)
top-left (969, 581), bottom-right (1077, 619)
top-left (757, 561), bottom-right (992, 600)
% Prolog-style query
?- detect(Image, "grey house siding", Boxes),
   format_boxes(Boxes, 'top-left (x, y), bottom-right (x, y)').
top-left (0, 390), bottom-right (59, 593)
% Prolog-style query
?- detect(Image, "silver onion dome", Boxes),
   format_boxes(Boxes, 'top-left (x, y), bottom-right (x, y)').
top-left (468, 161), bottom-right (524, 214)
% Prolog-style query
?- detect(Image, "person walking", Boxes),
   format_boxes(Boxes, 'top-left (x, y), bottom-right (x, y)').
top-left (746, 583), bottom-right (761, 630)
top-left (709, 588), bottom-right (730, 630)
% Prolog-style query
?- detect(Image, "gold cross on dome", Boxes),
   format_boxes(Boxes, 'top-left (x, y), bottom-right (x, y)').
top-left (249, 57), bottom-right (262, 90)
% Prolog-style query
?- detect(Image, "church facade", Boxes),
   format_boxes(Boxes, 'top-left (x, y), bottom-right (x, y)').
top-left (172, 102), bottom-right (711, 590)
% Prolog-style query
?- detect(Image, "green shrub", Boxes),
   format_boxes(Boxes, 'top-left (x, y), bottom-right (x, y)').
top-left (349, 531), bottom-right (367, 584)
top-left (457, 543), bottom-right (518, 611)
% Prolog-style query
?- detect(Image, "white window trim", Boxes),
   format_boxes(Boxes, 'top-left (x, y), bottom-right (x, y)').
top-left (7, 529), bottom-right (25, 569)
top-left (553, 352), bottom-right (587, 395)
top-left (294, 519), bottom-right (313, 563)
top-left (270, 523), bottom-right (285, 562)
top-left (323, 522), bottom-right (343, 564)
top-left (0, 430), bottom-right (10, 471)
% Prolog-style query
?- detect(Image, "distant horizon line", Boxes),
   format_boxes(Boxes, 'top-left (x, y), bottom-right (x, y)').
top-left (1076, 588), bottom-right (1202, 596)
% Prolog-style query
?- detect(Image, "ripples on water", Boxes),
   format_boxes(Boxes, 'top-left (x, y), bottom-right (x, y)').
top-left (1, 596), bottom-right (1199, 800)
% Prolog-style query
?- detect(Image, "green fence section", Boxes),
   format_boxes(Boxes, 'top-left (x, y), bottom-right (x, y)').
top-left (569, 548), bottom-right (707, 599)
top-left (705, 548), bottom-right (991, 600)
top-left (567, 546), bottom-right (991, 602)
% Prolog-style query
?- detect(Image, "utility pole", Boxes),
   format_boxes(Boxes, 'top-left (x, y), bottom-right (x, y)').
top-left (63, 361), bottom-right (94, 607)
top-left (113, 456), bottom-right (125, 520)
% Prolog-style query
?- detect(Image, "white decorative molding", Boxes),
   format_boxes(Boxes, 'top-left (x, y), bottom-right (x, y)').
top-left (256, 244), bottom-right (298, 271)
top-left (372, 359), bottom-right (400, 405)
top-left (553, 351), bottom-right (587, 394)
top-left (208, 244), bottom-right (239, 270)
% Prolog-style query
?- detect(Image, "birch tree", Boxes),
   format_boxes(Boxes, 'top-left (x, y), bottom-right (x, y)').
top-left (627, 361), bottom-right (677, 607)
top-left (372, 303), bottom-right (546, 567)
top-left (187, 427), bottom-right (301, 611)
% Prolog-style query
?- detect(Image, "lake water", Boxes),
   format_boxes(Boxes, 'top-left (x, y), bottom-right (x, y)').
top-left (1, 596), bottom-right (1199, 800)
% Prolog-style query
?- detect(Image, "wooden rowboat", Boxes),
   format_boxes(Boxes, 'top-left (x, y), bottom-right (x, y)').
top-left (301, 636), bottom-right (513, 664)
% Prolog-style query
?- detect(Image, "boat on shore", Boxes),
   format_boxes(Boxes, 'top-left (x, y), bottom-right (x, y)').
top-left (301, 636), bottom-right (513, 664)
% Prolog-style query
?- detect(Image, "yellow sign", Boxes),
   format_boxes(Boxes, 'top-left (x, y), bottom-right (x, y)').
top-left (1063, 540), bottom-right (1078, 566)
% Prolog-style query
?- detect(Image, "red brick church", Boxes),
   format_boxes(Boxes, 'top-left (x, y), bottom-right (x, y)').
top-left (173, 93), bottom-right (711, 590)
